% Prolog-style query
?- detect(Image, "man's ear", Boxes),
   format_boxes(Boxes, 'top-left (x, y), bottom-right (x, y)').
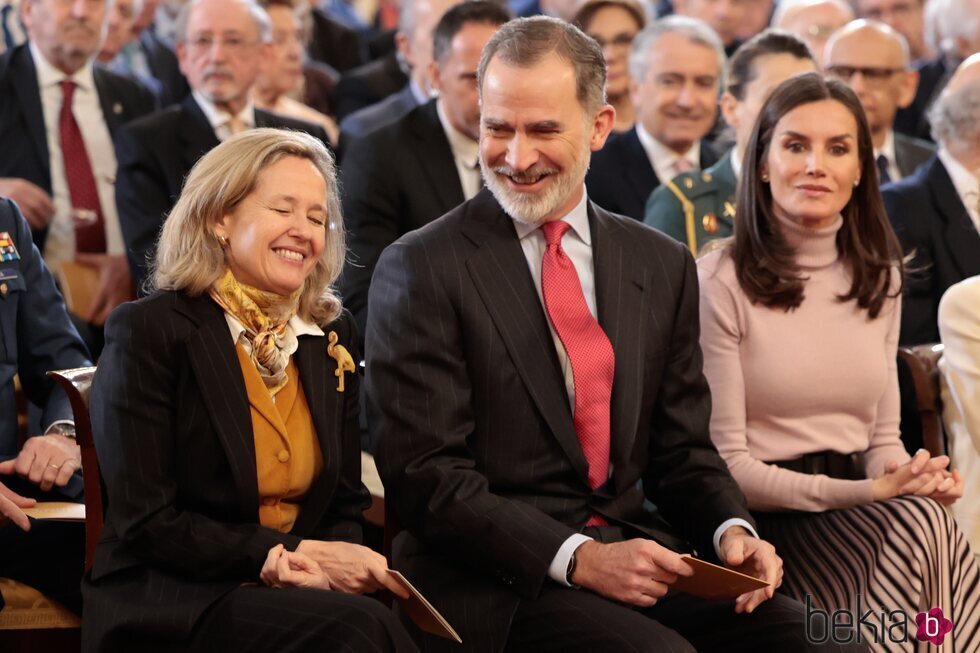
top-left (590, 104), bottom-right (617, 152)
top-left (394, 30), bottom-right (413, 68)
top-left (720, 91), bottom-right (739, 130)
top-left (897, 69), bottom-right (919, 109)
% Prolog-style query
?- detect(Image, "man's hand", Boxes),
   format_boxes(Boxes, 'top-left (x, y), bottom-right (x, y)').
top-left (74, 253), bottom-right (135, 325)
top-left (0, 480), bottom-right (34, 531)
top-left (0, 178), bottom-right (54, 228)
top-left (0, 435), bottom-right (82, 492)
top-left (719, 526), bottom-right (782, 614)
top-left (260, 544), bottom-right (332, 590)
top-left (570, 538), bottom-right (694, 607)
top-left (295, 540), bottom-right (410, 598)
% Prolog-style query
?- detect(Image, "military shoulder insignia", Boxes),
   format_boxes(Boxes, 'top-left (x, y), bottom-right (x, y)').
top-left (0, 232), bottom-right (20, 262)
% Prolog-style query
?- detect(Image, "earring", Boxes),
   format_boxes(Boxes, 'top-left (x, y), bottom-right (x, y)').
top-left (853, 179), bottom-right (860, 187)
top-left (217, 234), bottom-right (228, 247)
top-left (761, 173), bottom-right (769, 182)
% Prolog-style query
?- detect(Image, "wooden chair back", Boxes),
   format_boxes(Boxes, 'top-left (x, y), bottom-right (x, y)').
top-left (47, 367), bottom-right (100, 571)
top-left (897, 344), bottom-right (946, 457)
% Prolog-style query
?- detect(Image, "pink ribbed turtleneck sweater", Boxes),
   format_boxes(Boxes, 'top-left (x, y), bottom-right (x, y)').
top-left (696, 214), bottom-right (909, 512)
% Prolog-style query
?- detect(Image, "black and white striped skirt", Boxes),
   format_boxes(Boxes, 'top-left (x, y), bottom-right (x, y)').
top-left (754, 496), bottom-right (980, 652)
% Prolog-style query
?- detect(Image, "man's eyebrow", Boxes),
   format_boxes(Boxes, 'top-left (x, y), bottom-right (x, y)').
top-left (527, 120), bottom-right (562, 131)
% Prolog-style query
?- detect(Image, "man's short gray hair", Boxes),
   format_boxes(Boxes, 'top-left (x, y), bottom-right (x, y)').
top-left (933, 0), bottom-right (980, 59)
top-left (477, 16), bottom-right (607, 115)
top-left (629, 16), bottom-right (726, 88)
top-left (929, 79), bottom-right (980, 147)
top-left (175, 0), bottom-right (272, 44)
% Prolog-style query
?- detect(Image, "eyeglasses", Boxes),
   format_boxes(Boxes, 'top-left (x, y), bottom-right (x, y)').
top-left (185, 34), bottom-right (259, 56)
top-left (825, 65), bottom-right (905, 86)
top-left (590, 32), bottom-right (636, 50)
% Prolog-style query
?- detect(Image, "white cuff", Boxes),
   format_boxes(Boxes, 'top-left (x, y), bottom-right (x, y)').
top-left (43, 419), bottom-right (76, 434)
top-left (712, 518), bottom-right (758, 559)
top-left (548, 533), bottom-right (593, 586)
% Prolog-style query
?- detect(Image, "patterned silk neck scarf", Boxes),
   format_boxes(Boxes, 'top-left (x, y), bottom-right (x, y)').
top-left (209, 268), bottom-right (301, 396)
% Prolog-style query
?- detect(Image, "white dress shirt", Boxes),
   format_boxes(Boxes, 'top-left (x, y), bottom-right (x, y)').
top-left (192, 90), bottom-right (256, 142)
top-left (30, 43), bottom-right (124, 270)
top-left (511, 188), bottom-right (756, 586)
top-left (436, 99), bottom-right (481, 201)
top-left (635, 122), bottom-right (701, 185)
top-left (938, 147), bottom-right (980, 232)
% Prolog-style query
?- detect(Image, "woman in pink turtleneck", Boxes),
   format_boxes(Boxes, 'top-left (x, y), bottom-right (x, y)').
top-left (697, 73), bottom-right (979, 652)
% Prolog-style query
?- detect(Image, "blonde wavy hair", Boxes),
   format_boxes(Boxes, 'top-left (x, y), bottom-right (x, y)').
top-left (151, 128), bottom-right (345, 325)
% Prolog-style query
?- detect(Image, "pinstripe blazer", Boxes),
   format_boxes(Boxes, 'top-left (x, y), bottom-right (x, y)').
top-left (368, 189), bottom-right (753, 651)
top-left (81, 291), bottom-right (368, 653)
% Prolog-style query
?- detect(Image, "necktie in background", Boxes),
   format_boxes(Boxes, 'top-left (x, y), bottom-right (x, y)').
top-left (876, 154), bottom-right (892, 185)
top-left (540, 220), bottom-right (614, 526)
top-left (59, 80), bottom-right (106, 253)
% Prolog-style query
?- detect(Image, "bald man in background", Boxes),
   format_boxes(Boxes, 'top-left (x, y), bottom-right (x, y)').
top-left (852, 0), bottom-right (932, 61)
top-left (773, 0), bottom-right (852, 61)
top-left (824, 20), bottom-right (935, 182)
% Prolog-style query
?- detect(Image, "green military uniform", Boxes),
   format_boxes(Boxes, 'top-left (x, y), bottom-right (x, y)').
top-left (643, 152), bottom-right (737, 256)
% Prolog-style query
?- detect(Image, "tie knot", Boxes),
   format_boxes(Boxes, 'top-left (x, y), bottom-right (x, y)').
top-left (60, 79), bottom-right (77, 103)
top-left (540, 219), bottom-right (571, 246)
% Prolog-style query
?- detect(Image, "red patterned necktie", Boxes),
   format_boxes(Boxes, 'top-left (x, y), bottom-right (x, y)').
top-left (59, 80), bottom-right (106, 253)
top-left (540, 220), bottom-right (614, 526)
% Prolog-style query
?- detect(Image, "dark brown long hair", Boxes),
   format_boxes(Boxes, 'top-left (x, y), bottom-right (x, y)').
top-left (731, 72), bottom-right (904, 318)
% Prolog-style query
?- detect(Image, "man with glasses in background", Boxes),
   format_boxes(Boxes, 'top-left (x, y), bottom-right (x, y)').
top-left (113, 0), bottom-right (330, 292)
top-left (824, 20), bottom-right (935, 183)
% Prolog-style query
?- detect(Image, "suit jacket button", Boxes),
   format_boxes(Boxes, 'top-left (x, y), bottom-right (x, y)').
top-left (277, 449), bottom-right (290, 463)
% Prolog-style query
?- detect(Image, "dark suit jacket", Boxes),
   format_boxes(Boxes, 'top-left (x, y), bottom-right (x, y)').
top-left (333, 52), bottom-right (408, 121)
top-left (894, 56), bottom-right (950, 143)
top-left (337, 84), bottom-right (420, 161)
top-left (0, 197), bottom-right (90, 458)
top-left (82, 293), bottom-right (368, 652)
top-left (138, 28), bottom-right (189, 107)
top-left (368, 189), bottom-right (754, 650)
top-left (114, 95), bottom-right (331, 291)
top-left (894, 132), bottom-right (936, 178)
top-left (585, 127), bottom-right (720, 221)
top-left (883, 156), bottom-right (980, 345)
top-left (0, 44), bottom-right (157, 250)
top-left (339, 99), bottom-right (464, 342)
top-left (308, 8), bottom-right (366, 74)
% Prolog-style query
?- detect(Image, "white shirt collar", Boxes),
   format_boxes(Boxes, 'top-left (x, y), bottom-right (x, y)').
top-left (29, 40), bottom-right (96, 92)
top-left (874, 130), bottom-right (897, 171)
top-left (409, 78), bottom-right (430, 105)
top-left (635, 122), bottom-right (700, 180)
top-left (512, 189), bottom-right (592, 246)
top-left (192, 89), bottom-right (255, 132)
top-left (436, 98), bottom-right (479, 171)
top-left (938, 146), bottom-right (980, 228)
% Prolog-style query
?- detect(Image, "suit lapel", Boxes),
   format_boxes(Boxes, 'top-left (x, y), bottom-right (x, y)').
top-left (176, 294), bottom-right (259, 518)
top-left (622, 129), bottom-right (658, 212)
top-left (412, 101), bottom-right (466, 212)
top-left (93, 67), bottom-right (124, 133)
top-left (930, 161), bottom-right (980, 279)
top-left (291, 334), bottom-right (342, 533)
top-left (178, 96), bottom-right (220, 173)
top-left (591, 205), bottom-right (647, 489)
top-left (10, 47), bottom-right (49, 186)
top-left (462, 192), bottom-right (589, 483)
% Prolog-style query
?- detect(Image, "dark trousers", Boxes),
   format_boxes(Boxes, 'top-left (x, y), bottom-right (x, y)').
top-left (186, 586), bottom-right (418, 653)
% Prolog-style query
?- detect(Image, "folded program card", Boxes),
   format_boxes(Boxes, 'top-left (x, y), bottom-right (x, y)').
top-left (387, 569), bottom-right (462, 643)
top-left (671, 555), bottom-right (770, 600)
top-left (22, 502), bottom-right (86, 521)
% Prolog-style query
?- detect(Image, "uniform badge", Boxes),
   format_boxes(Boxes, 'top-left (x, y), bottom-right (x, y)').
top-left (0, 232), bottom-right (20, 262)
top-left (0, 283), bottom-right (7, 297)
top-left (702, 172), bottom-right (713, 182)
top-left (723, 201), bottom-right (736, 218)
top-left (702, 213), bottom-right (719, 234)
top-left (683, 177), bottom-right (694, 189)
top-left (327, 331), bottom-right (356, 392)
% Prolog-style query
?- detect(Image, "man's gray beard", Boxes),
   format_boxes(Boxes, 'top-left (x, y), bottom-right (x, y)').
top-left (480, 156), bottom-right (589, 227)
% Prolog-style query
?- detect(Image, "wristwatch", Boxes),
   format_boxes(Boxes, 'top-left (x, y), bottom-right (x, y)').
top-left (565, 549), bottom-right (581, 589)
top-left (45, 421), bottom-right (77, 440)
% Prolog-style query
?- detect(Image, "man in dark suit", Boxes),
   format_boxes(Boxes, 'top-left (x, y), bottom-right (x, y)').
top-left (305, 0), bottom-right (365, 73)
top-left (340, 2), bottom-right (509, 343)
top-left (369, 17), bottom-right (850, 652)
top-left (586, 16), bottom-right (722, 220)
top-left (0, 197), bottom-right (91, 613)
top-left (884, 54), bottom-right (980, 346)
top-left (824, 20), bottom-right (935, 182)
top-left (116, 0), bottom-right (330, 291)
top-left (336, 0), bottom-right (459, 149)
top-left (0, 0), bottom-right (156, 353)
